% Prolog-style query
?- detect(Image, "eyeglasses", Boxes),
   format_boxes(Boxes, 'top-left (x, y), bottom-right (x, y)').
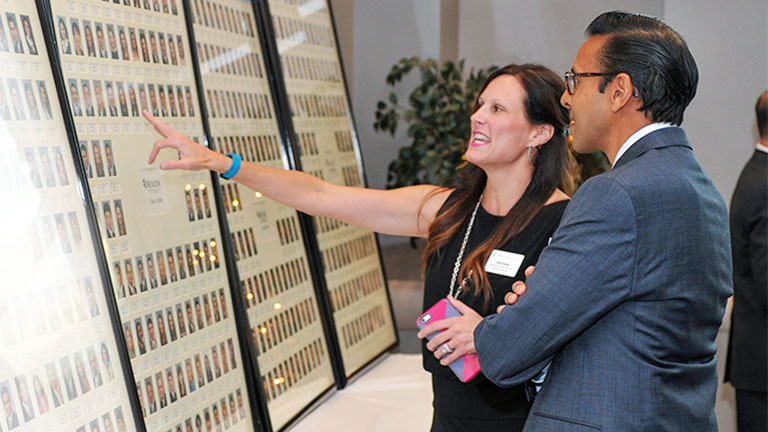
top-left (564, 70), bottom-right (616, 95)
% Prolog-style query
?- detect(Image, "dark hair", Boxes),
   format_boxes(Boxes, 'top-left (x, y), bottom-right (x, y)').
top-left (586, 11), bottom-right (698, 125)
top-left (421, 64), bottom-right (572, 311)
top-left (756, 90), bottom-right (768, 139)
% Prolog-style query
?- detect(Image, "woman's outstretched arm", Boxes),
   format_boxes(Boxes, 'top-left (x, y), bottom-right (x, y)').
top-left (144, 110), bottom-right (451, 237)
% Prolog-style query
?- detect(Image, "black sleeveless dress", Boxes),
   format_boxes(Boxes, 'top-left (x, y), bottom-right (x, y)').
top-left (423, 192), bottom-right (568, 432)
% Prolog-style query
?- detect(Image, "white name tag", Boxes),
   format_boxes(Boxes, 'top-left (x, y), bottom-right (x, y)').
top-left (484, 249), bottom-right (525, 278)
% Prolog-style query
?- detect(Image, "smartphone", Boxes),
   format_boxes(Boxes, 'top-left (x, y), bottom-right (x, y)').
top-left (417, 298), bottom-right (481, 383)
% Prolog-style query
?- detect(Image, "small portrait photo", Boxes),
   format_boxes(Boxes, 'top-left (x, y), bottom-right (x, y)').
top-left (158, 32), bottom-right (167, 64)
top-left (185, 190), bottom-right (194, 221)
top-left (202, 294), bottom-right (212, 326)
top-left (129, 27), bottom-right (139, 61)
top-left (102, 201), bottom-right (116, 239)
top-left (103, 140), bottom-right (117, 176)
top-left (86, 346), bottom-right (103, 388)
top-left (123, 322), bottom-right (136, 358)
top-left (128, 83), bottom-right (139, 116)
top-left (175, 363), bottom-right (187, 398)
top-left (176, 246), bottom-right (186, 279)
top-left (211, 238), bottom-right (220, 268)
top-left (185, 358), bottom-right (195, 392)
top-left (37, 81), bottom-right (53, 120)
top-left (177, 35), bottom-right (185, 66)
top-left (134, 317), bottom-right (146, 355)
top-left (166, 248), bottom-right (178, 282)
top-left (70, 18), bottom-right (83, 56)
top-left (167, 84), bottom-right (177, 117)
top-left (54, 213), bottom-right (72, 254)
top-left (106, 24), bottom-right (118, 59)
top-left (177, 86), bottom-right (186, 117)
top-left (8, 79), bottom-right (26, 120)
top-left (73, 352), bottom-right (91, 395)
top-left (211, 290), bottom-right (220, 322)
top-left (23, 147), bottom-right (42, 188)
top-left (221, 291), bottom-right (229, 320)
top-left (56, 16), bottom-right (70, 54)
top-left (102, 413), bottom-right (114, 432)
top-left (155, 310), bottom-right (167, 346)
top-left (82, 20), bottom-right (95, 57)
top-left (30, 371), bottom-right (50, 416)
top-left (39, 215), bottom-right (55, 254)
top-left (202, 241), bottom-right (212, 271)
top-left (0, 80), bottom-right (11, 120)
top-left (92, 140), bottom-right (105, 178)
top-left (6, 12), bottom-right (23, 54)
top-left (0, 380), bottom-right (20, 428)
top-left (45, 362), bottom-right (64, 408)
top-left (52, 147), bottom-right (69, 186)
top-left (158, 84), bottom-right (168, 116)
top-left (118, 26), bottom-right (129, 61)
top-left (194, 296), bottom-right (204, 330)
top-left (145, 377), bottom-right (157, 414)
top-left (105, 81), bottom-right (117, 117)
top-left (38, 147), bottom-right (56, 188)
top-left (156, 250), bottom-right (168, 286)
top-left (168, 34), bottom-right (177, 65)
top-left (113, 407), bottom-right (126, 431)
top-left (59, 356), bottom-right (78, 401)
top-left (88, 418), bottom-right (99, 432)
top-left (138, 83), bottom-right (148, 112)
top-left (83, 276), bottom-right (99, 317)
top-left (114, 199), bottom-right (127, 236)
top-left (136, 255), bottom-right (148, 292)
top-left (165, 307), bottom-right (176, 342)
top-left (148, 83), bottom-right (158, 116)
top-left (22, 79), bottom-right (40, 121)
top-left (165, 368), bottom-right (177, 404)
top-left (117, 82), bottom-right (128, 117)
top-left (146, 254), bottom-right (158, 289)
top-left (185, 245), bottom-right (196, 277)
top-left (14, 374), bottom-right (35, 423)
top-left (113, 261), bottom-right (125, 298)
top-left (95, 22), bottom-right (107, 58)
top-left (148, 31), bottom-right (158, 63)
top-left (145, 314), bottom-right (157, 350)
top-left (139, 29), bottom-right (149, 63)
top-left (155, 371), bottom-right (167, 408)
top-left (100, 342), bottom-right (115, 381)
top-left (81, 79), bottom-right (94, 117)
top-left (193, 189), bottom-right (203, 220)
top-left (175, 303), bottom-right (186, 338)
top-left (185, 300), bottom-right (195, 334)
top-left (92, 80), bottom-right (106, 116)
top-left (78, 141), bottom-right (93, 178)
top-left (68, 79), bottom-right (82, 117)
top-left (67, 211), bottom-right (82, 250)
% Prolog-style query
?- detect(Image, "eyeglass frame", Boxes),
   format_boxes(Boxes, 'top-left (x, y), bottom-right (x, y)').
top-left (564, 69), bottom-right (618, 95)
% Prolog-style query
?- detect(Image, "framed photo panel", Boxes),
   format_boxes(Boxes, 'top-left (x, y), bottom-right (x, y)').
top-left (45, 0), bottom-right (256, 430)
top-left (0, 1), bottom-right (140, 431)
top-left (188, 0), bottom-right (336, 429)
top-left (262, 0), bottom-right (397, 378)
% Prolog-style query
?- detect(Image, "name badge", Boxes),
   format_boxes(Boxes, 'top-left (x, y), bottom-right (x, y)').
top-left (484, 249), bottom-right (524, 278)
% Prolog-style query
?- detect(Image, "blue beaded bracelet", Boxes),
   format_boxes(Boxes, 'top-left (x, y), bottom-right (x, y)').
top-left (221, 153), bottom-right (242, 180)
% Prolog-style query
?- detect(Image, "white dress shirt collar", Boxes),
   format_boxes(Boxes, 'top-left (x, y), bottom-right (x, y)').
top-left (613, 122), bottom-right (674, 168)
top-left (756, 142), bottom-right (768, 153)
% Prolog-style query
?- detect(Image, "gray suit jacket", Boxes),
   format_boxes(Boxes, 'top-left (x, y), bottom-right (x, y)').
top-left (475, 127), bottom-right (732, 431)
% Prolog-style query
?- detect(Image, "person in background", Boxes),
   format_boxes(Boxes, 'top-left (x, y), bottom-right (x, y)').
top-left (725, 89), bottom-right (768, 432)
top-left (144, 62), bottom-right (573, 431)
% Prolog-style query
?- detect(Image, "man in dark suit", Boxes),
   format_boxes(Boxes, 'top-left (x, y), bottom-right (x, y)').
top-left (425, 12), bottom-right (732, 431)
top-left (726, 90), bottom-right (768, 432)
top-left (1, 385), bottom-right (19, 429)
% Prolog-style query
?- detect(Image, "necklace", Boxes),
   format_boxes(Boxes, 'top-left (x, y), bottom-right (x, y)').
top-left (448, 193), bottom-right (484, 298)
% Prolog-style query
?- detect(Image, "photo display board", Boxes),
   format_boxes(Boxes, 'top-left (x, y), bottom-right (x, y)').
top-left (0, 1), bottom-right (138, 431)
top-left (47, 0), bottom-right (254, 430)
top-left (265, 0), bottom-right (396, 376)
top-left (188, 0), bottom-right (335, 429)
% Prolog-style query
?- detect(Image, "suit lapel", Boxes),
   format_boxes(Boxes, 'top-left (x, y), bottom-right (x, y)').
top-left (613, 127), bottom-right (691, 170)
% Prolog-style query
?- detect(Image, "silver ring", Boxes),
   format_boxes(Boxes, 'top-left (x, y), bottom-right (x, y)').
top-left (440, 344), bottom-right (453, 355)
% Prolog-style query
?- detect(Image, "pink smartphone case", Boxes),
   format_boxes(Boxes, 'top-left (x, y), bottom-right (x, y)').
top-left (417, 298), bottom-right (481, 383)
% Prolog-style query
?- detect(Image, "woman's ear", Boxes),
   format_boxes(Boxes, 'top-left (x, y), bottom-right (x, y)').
top-left (530, 123), bottom-right (554, 148)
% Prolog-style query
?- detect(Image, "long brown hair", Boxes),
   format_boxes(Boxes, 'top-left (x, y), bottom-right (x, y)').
top-left (421, 64), bottom-right (572, 311)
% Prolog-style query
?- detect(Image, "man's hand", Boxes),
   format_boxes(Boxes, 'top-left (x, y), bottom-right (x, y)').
top-left (417, 295), bottom-right (483, 366)
top-left (496, 265), bottom-right (535, 314)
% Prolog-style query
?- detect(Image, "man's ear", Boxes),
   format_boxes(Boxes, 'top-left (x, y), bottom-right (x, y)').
top-left (610, 72), bottom-right (635, 112)
top-left (530, 123), bottom-right (554, 147)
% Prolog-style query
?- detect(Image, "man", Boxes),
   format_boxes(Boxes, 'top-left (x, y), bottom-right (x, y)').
top-left (92, 141), bottom-right (105, 178)
top-left (1, 384), bottom-right (19, 429)
top-left (103, 202), bottom-right (115, 238)
top-left (104, 141), bottom-right (117, 176)
top-left (166, 369), bottom-right (178, 403)
top-left (725, 90), bottom-right (768, 432)
top-left (82, 81), bottom-right (94, 117)
top-left (137, 258), bottom-right (148, 292)
top-left (147, 255), bottom-right (158, 288)
top-left (425, 11), bottom-right (732, 431)
top-left (94, 81), bottom-right (107, 117)
top-left (106, 82), bottom-right (118, 117)
top-left (69, 81), bottom-right (82, 117)
top-left (124, 259), bottom-right (137, 296)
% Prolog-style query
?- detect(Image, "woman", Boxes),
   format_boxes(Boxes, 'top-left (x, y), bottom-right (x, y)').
top-left (144, 64), bottom-right (571, 431)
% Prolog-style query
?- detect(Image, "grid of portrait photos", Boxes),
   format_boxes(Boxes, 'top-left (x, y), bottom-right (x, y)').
top-left (190, 0), bottom-right (336, 428)
top-left (48, 0), bottom-right (253, 430)
top-left (267, 0), bottom-right (396, 376)
top-left (0, 2), bottom-right (139, 431)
